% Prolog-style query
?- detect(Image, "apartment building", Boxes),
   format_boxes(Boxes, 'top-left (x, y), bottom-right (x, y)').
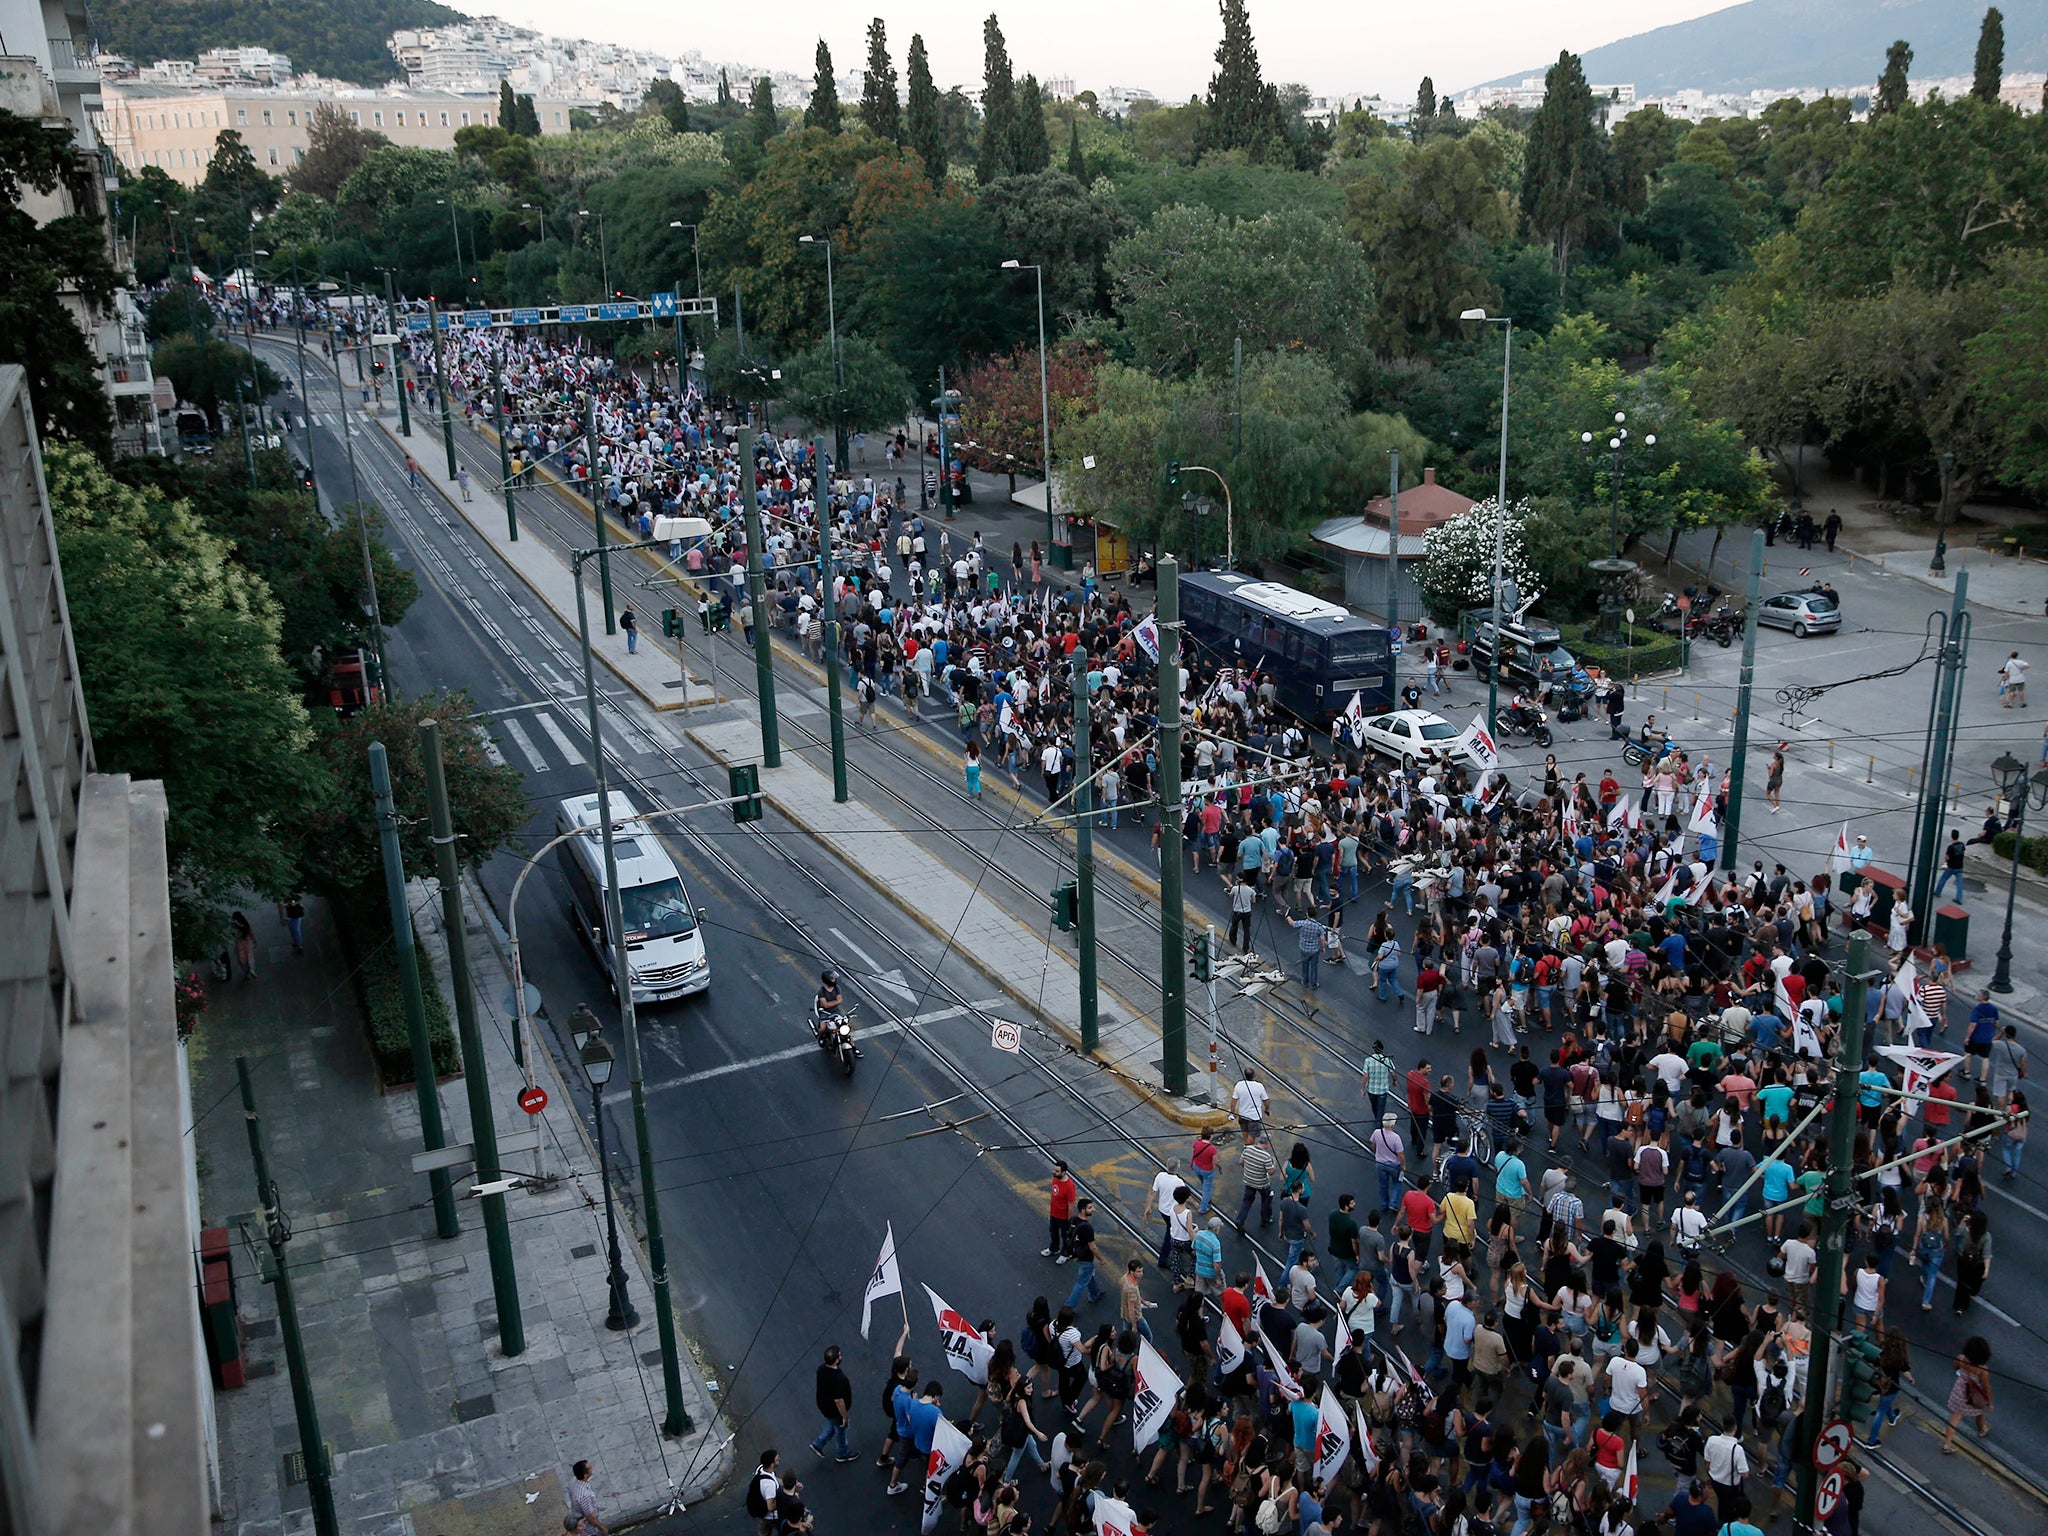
top-left (95, 80), bottom-right (584, 184)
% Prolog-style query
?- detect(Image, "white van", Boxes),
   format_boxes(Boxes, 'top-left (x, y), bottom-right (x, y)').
top-left (554, 791), bottom-right (710, 1003)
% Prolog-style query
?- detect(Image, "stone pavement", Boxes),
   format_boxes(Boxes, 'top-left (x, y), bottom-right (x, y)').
top-left (686, 715), bottom-right (1225, 1129)
top-left (190, 889), bottom-right (728, 1536)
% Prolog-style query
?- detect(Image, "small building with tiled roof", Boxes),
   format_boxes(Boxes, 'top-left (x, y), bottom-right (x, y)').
top-left (1312, 467), bottom-right (1475, 624)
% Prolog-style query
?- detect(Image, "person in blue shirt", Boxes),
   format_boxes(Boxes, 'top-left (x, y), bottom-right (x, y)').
top-left (1857, 1056), bottom-right (1890, 1126)
top-left (886, 1380), bottom-right (945, 1495)
top-left (1493, 1142), bottom-right (1530, 1213)
top-left (1967, 993), bottom-right (2001, 1084)
top-left (1442, 1297), bottom-right (1477, 1399)
top-left (1657, 930), bottom-right (1687, 972)
top-left (1289, 1386), bottom-right (1321, 1479)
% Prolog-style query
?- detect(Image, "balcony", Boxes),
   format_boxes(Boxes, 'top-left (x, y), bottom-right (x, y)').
top-left (0, 55), bottom-right (62, 120)
top-left (46, 36), bottom-right (98, 89)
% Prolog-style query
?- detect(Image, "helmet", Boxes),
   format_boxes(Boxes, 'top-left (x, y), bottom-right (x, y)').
top-left (820, 969), bottom-right (838, 986)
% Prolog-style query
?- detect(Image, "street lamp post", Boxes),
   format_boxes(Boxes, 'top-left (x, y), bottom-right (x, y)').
top-left (1931, 449), bottom-right (1956, 576)
top-left (1578, 411), bottom-right (1656, 647)
top-left (1460, 308), bottom-right (1513, 733)
top-left (579, 208), bottom-right (610, 296)
top-left (666, 221), bottom-right (703, 392)
top-left (435, 198), bottom-right (463, 281)
top-left (1170, 464), bottom-right (1236, 570)
top-left (568, 1013), bottom-right (640, 1331)
top-left (520, 201), bottom-right (549, 244)
top-left (1989, 754), bottom-right (2048, 993)
top-left (1001, 259), bottom-right (1059, 566)
top-left (799, 234), bottom-right (844, 467)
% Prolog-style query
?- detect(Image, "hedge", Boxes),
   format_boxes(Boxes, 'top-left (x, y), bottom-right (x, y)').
top-left (1989, 829), bottom-right (2048, 876)
top-left (330, 881), bottom-right (463, 1088)
top-left (1558, 622), bottom-right (1685, 680)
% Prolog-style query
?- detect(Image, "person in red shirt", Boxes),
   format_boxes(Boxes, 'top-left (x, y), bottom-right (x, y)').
top-left (1922, 1075), bottom-right (1957, 1134)
top-left (1400, 1184), bottom-right (1439, 1260)
top-left (1191, 1131), bottom-right (1220, 1215)
top-left (1406, 1066), bottom-right (1433, 1161)
top-left (1220, 1280), bottom-right (1251, 1335)
top-left (1598, 771), bottom-right (1620, 809)
top-left (1045, 1160), bottom-right (1077, 1262)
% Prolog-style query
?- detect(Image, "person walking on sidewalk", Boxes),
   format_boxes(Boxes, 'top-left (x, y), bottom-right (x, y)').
top-left (230, 910), bottom-right (258, 979)
top-left (277, 894), bottom-right (306, 954)
top-left (565, 1459), bottom-right (609, 1534)
top-left (621, 606), bottom-right (639, 654)
top-left (456, 464), bottom-right (472, 502)
top-left (810, 1346), bottom-right (857, 1461)
top-left (2001, 651), bottom-right (2029, 708)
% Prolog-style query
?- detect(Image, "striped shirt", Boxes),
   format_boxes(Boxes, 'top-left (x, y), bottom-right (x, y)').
top-left (1918, 980), bottom-right (1948, 1026)
top-left (1363, 1053), bottom-right (1396, 1097)
top-left (1239, 1141), bottom-right (1278, 1190)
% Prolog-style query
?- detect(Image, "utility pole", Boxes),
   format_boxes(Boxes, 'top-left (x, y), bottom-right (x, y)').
top-left (1720, 530), bottom-right (1766, 872)
top-left (740, 426), bottom-right (780, 765)
top-left (419, 719), bottom-right (525, 1357)
top-left (816, 436), bottom-right (849, 801)
top-left (936, 367), bottom-right (954, 521)
top-left (1386, 450), bottom-right (1400, 640)
top-left (383, 269), bottom-right (410, 437)
top-left (1158, 556), bottom-right (1187, 1094)
top-left (1071, 648), bottom-right (1099, 1052)
top-left (237, 1057), bottom-right (340, 1536)
top-left (368, 741), bottom-right (460, 1238)
top-left (494, 358), bottom-right (517, 541)
top-left (1793, 930), bottom-right (1873, 1531)
top-left (426, 300), bottom-right (457, 480)
top-left (291, 258), bottom-right (319, 514)
top-left (330, 333), bottom-right (386, 698)
top-left (234, 371), bottom-right (256, 486)
top-left (586, 394), bottom-right (614, 634)
top-left (1909, 574), bottom-right (1971, 930)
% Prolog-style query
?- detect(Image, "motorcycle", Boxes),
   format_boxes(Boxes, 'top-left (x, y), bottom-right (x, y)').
top-left (1653, 584), bottom-right (1724, 636)
top-left (1620, 730), bottom-right (1681, 769)
top-left (1705, 606), bottom-right (1743, 647)
top-left (1492, 702), bottom-right (1553, 749)
top-left (812, 1002), bottom-right (859, 1077)
top-left (1544, 675), bottom-right (1598, 723)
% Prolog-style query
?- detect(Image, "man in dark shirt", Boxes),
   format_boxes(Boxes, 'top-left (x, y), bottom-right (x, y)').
top-left (1538, 1052), bottom-right (1574, 1149)
top-left (809, 1346), bottom-right (856, 1461)
top-left (1443, 1138), bottom-right (1482, 1195)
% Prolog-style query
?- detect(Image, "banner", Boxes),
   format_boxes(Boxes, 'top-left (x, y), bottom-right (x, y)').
top-left (1875, 1044), bottom-right (1964, 1115)
top-left (1650, 868), bottom-right (1678, 910)
top-left (1131, 1337), bottom-right (1186, 1452)
top-left (1354, 1405), bottom-right (1379, 1477)
top-left (1217, 1314), bottom-right (1247, 1375)
top-left (1093, 1496), bottom-right (1137, 1536)
top-left (1461, 712), bottom-right (1500, 771)
top-left (1313, 1383), bottom-right (1352, 1488)
top-left (1259, 1325), bottom-right (1305, 1401)
top-left (1895, 959), bottom-right (1938, 1039)
top-left (920, 1416), bottom-right (973, 1534)
top-left (1828, 824), bottom-right (1852, 879)
top-left (1607, 795), bottom-right (1640, 831)
top-left (1687, 791), bottom-right (1719, 838)
top-left (1343, 690), bottom-right (1366, 748)
top-left (1133, 614), bottom-right (1160, 663)
top-left (861, 1223), bottom-right (903, 1340)
top-left (923, 1285), bottom-right (994, 1385)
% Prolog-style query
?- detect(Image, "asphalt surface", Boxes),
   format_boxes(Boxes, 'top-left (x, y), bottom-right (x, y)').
top-left (255, 337), bottom-right (2048, 1532)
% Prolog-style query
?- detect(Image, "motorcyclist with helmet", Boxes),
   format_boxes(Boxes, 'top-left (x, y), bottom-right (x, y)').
top-left (814, 969), bottom-right (860, 1057)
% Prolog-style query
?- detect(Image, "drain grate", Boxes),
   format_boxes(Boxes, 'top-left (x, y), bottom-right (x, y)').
top-left (283, 1444), bottom-right (332, 1485)
top-left (454, 1394), bottom-right (497, 1423)
top-left (570, 1243), bottom-right (597, 1260)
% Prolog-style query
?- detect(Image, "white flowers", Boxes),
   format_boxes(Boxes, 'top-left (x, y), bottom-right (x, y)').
top-left (1416, 497), bottom-right (1542, 620)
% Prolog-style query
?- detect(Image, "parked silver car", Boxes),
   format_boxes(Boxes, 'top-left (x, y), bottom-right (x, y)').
top-left (1756, 589), bottom-right (1841, 637)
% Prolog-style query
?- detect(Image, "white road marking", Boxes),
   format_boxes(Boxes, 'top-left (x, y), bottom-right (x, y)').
top-left (536, 711), bottom-right (586, 766)
top-left (1988, 1181), bottom-right (2048, 1223)
top-left (498, 717), bottom-right (549, 773)
top-left (1927, 1267), bottom-right (2019, 1327)
top-left (480, 734), bottom-right (507, 768)
top-left (829, 928), bottom-right (920, 1003)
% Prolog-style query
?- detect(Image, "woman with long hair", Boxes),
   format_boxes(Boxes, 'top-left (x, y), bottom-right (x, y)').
top-left (1951, 1211), bottom-right (1993, 1316)
top-left (1941, 1335), bottom-right (1994, 1453)
top-left (1863, 1327), bottom-right (1913, 1448)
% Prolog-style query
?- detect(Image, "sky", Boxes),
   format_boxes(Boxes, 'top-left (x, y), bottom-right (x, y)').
top-left (473, 0), bottom-right (1749, 101)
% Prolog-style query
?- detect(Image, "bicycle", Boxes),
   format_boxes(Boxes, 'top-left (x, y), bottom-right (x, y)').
top-left (1435, 1111), bottom-right (1494, 1183)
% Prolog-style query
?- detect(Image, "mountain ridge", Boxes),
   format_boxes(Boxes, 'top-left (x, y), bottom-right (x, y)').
top-left (93, 0), bottom-right (471, 87)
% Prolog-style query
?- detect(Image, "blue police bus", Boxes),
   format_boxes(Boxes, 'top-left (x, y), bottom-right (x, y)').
top-left (1177, 572), bottom-right (1394, 726)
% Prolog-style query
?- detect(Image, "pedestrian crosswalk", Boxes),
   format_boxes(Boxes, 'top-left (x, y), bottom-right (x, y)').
top-left (482, 702), bottom-right (662, 776)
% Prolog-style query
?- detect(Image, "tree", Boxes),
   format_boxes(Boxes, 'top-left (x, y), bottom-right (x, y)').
top-left (1195, 0), bottom-right (1288, 163)
top-left (1637, 159), bottom-right (1753, 271)
top-left (1067, 120), bottom-right (1087, 181)
top-left (643, 78), bottom-right (691, 134)
top-left (978, 14), bottom-right (1018, 182)
top-left (905, 34), bottom-right (946, 185)
top-left (514, 94), bottom-right (542, 137)
top-left (1416, 498), bottom-right (1542, 624)
top-left (335, 144), bottom-right (454, 222)
top-left (500, 81), bottom-right (519, 133)
top-left (957, 340), bottom-right (1101, 477)
top-left (1974, 8), bottom-right (2005, 103)
top-left (285, 690), bottom-right (529, 900)
top-left (1107, 203), bottom-right (1375, 381)
top-left (776, 333), bottom-right (914, 435)
top-left (701, 127), bottom-right (870, 343)
top-left (719, 70), bottom-right (734, 108)
top-left (748, 76), bottom-right (780, 145)
top-left (979, 170), bottom-right (1123, 319)
top-left (1520, 50), bottom-right (1607, 287)
top-left (1346, 133), bottom-right (1511, 350)
top-left (808, 39), bottom-right (844, 134)
top-left (152, 335), bottom-right (282, 423)
top-left (1874, 39), bottom-right (1913, 117)
top-left (0, 113), bottom-right (119, 450)
top-left (44, 443), bottom-right (325, 951)
top-left (294, 102), bottom-right (388, 201)
top-left (1608, 105), bottom-right (1687, 233)
top-left (1012, 75), bottom-right (1052, 175)
top-left (1415, 76), bottom-right (1438, 132)
top-left (852, 198), bottom-right (1029, 387)
top-left (1968, 255), bottom-right (2048, 493)
top-left (862, 18), bottom-right (901, 143)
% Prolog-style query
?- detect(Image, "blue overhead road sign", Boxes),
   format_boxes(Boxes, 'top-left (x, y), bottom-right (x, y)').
top-left (651, 291), bottom-right (677, 318)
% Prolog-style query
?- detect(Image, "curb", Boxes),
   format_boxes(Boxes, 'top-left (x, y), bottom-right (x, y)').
top-left (683, 723), bottom-right (1228, 1133)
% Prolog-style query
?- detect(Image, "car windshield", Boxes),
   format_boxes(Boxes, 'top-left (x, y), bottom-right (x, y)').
top-left (619, 877), bottom-right (696, 940)
top-left (1535, 644), bottom-right (1578, 671)
top-left (1419, 721), bottom-right (1460, 741)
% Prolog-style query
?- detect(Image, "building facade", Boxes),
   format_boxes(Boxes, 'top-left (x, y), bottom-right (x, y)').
top-left (95, 80), bottom-right (584, 184)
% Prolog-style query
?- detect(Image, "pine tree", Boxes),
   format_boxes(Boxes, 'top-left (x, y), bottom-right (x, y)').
top-left (1973, 8), bottom-right (2005, 103)
top-left (1195, 0), bottom-right (1288, 161)
top-left (717, 69), bottom-right (733, 108)
top-left (748, 75), bottom-right (780, 145)
top-left (515, 94), bottom-right (541, 136)
top-left (862, 18), bottom-right (902, 142)
top-left (978, 14), bottom-right (1018, 182)
top-left (808, 40), bottom-right (843, 134)
top-left (498, 80), bottom-right (518, 132)
top-left (1520, 50), bottom-right (1607, 286)
top-left (1066, 118), bottom-right (1087, 181)
top-left (1416, 76), bottom-right (1437, 122)
top-left (906, 34), bottom-right (947, 185)
top-left (1874, 39), bottom-right (1912, 116)
top-left (1011, 74), bottom-right (1052, 174)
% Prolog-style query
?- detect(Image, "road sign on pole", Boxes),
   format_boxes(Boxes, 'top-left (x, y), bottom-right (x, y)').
top-left (651, 291), bottom-right (677, 318)
top-left (1814, 1470), bottom-right (1844, 1522)
top-left (517, 1085), bottom-right (548, 1115)
top-left (1811, 1420), bottom-right (1852, 1470)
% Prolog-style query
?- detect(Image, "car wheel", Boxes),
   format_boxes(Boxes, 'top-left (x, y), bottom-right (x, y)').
top-left (1401, 754), bottom-right (1415, 774)
top-left (1794, 621), bottom-right (1808, 637)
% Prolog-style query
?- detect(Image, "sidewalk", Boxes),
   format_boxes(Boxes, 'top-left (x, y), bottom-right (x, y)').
top-left (191, 890), bottom-right (728, 1536)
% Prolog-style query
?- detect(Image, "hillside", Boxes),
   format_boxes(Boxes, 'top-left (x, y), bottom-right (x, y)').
top-left (94, 0), bottom-right (471, 86)
top-left (1481, 0), bottom-right (2048, 95)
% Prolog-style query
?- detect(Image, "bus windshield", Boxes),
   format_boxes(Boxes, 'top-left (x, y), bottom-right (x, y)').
top-left (619, 877), bottom-right (696, 940)
top-left (1327, 633), bottom-right (1387, 667)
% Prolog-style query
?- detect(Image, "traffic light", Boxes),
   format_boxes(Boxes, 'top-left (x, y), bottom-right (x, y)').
top-left (1052, 880), bottom-right (1078, 932)
top-left (730, 763), bottom-right (762, 823)
top-left (660, 607), bottom-right (681, 638)
top-left (1167, 459), bottom-right (1181, 486)
top-left (1837, 1332), bottom-right (1881, 1424)
top-left (1190, 927), bottom-right (1214, 983)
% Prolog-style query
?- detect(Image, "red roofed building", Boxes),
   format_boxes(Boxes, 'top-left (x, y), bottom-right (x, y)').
top-left (1313, 467), bottom-right (1476, 623)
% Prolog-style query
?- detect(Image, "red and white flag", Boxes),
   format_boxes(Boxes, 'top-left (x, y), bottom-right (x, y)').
top-left (1131, 1338), bottom-right (1186, 1452)
top-left (1828, 823), bottom-right (1852, 879)
top-left (1354, 1405), bottom-right (1379, 1476)
top-left (861, 1223), bottom-right (901, 1340)
top-left (1259, 1326), bottom-right (1304, 1401)
top-left (1461, 711), bottom-right (1500, 771)
top-left (1876, 1044), bottom-right (1964, 1115)
top-left (1313, 1382), bottom-right (1352, 1487)
top-left (921, 1416), bottom-right (973, 1534)
top-left (1623, 1436), bottom-right (1640, 1503)
top-left (1092, 1495), bottom-right (1137, 1536)
top-left (1217, 1314), bottom-right (1247, 1374)
top-left (923, 1284), bottom-right (993, 1385)
top-left (1251, 1256), bottom-right (1275, 1315)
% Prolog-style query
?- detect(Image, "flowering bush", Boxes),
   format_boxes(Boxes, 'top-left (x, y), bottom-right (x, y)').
top-left (1415, 497), bottom-right (1542, 624)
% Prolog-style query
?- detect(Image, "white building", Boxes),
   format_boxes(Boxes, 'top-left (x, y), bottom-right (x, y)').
top-left (194, 46), bottom-right (293, 86)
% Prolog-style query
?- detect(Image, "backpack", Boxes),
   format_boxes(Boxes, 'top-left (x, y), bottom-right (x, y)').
top-left (745, 1473), bottom-right (772, 1519)
top-left (1758, 1377), bottom-right (1788, 1429)
top-left (1256, 1498), bottom-right (1287, 1535)
top-left (1679, 1351), bottom-right (1714, 1401)
top-left (1020, 1317), bottom-right (1041, 1359)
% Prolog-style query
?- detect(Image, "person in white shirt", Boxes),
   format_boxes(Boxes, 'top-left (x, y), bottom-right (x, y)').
top-left (1231, 1070), bottom-right (1270, 1135)
top-left (1649, 1050), bottom-right (1689, 1095)
top-left (1605, 1353), bottom-right (1649, 1422)
top-left (1670, 1191), bottom-right (1708, 1252)
top-left (1702, 1429), bottom-right (1748, 1497)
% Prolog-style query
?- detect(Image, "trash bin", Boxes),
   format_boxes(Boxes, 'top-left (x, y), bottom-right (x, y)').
top-left (1933, 904), bottom-right (1969, 962)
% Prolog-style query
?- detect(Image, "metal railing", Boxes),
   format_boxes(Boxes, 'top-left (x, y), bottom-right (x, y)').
top-left (46, 35), bottom-right (97, 73)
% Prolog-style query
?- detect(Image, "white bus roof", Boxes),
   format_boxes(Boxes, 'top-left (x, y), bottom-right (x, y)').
top-left (1206, 575), bottom-right (1353, 625)
top-left (557, 792), bottom-right (683, 887)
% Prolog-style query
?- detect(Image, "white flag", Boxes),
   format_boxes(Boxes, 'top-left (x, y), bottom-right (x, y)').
top-left (1355, 1405), bottom-right (1379, 1477)
top-left (1131, 1337), bottom-right (1185, 1452)
top-left (1093, 1495), bottom-right (1137, 1536)
top-left (1894, 959), bottom-right (1937, 1038)
top-left (1251, 1256), bottom-right (1275, 1318)
top-left (1133, 614), bottom-right (1160, 662)
top-left (1460, 712), bottom-right (1500, 771)
top-left (1651, 868), bottom-right (1677, 910)
top-left (1217, 1314), bottom-right (1247, 1374)
top-left (923, 1285), bottom-right (994, 1385)
top-left (1623, 1436), bottom-right (1639, 1503)
top-left (1876, 1044), bottom-right (1963, 1115)
top-left (920, 1416), bottom-right (973, 1534)
top-left (1313, 1383), bottom-right (1352, 1488)
top-left (1828, 823), bottom-right (1852, 879)
top-left (1259, 1325), bottom-right (1305, 1400)
top-left (1687, 791), bottom-right (1718, 838)
top-left (861, 1223), bottom-right (901, 1340)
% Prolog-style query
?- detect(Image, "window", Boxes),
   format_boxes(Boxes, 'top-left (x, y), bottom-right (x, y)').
top-left (439, 110), bottom-right (449, 126)
top-left (482, 111), bottom-right (492, 125)
top-left (460, 110), bottom-right (470, 125)
top-left (349, 110), bottom-right (360, 124)
top-left (373, 110), bottom-right (383, 126)
top-left (262, 109), bottom-right (272, 125)
top-left (236, 107), bottom-right (247, 123)
top-left (293, 146), bottom-right (304, 163)
top-left (554, 110), bottom-right (563, 125)
top-left (266, 146), bottom-right (279, 164)
top-left (287, 108), bottom-right (296, 124)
